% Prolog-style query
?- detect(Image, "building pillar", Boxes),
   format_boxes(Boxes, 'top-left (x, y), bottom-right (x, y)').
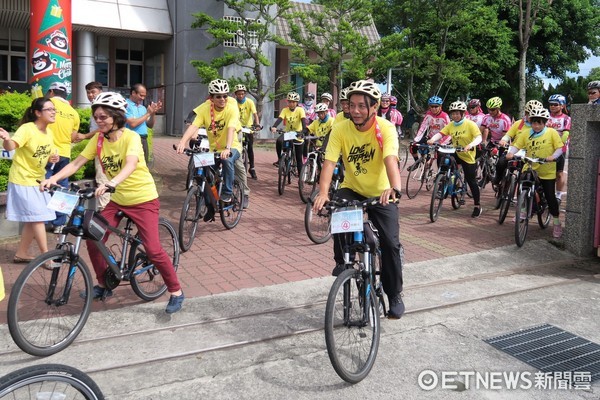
top-left (76, 30), bottom-right (95, 108)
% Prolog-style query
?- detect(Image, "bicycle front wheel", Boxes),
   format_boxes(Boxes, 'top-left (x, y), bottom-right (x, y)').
top-left (0, 363), bottom-right (105, 399)
top-left (220, 179), bottom-right (244, 229)
top-left (185, 156), bottom-right (195, 191)
top-left (178, 185), bottom-right (204, 252)
top-left (397, 142), bottom-right (409, 172)
top-left (304, 195), bottom-right (331, 244)
top-left (429, 174), bottom-right (446, 222)
top-left (498, 175), bottom-right (516, 225)
top-left (8, 250), bottom-right (93, 357)
top-left (405, 160), bottom-right (425, 199)
top-left (324, 268), bottom-right (380, 384)
top-left (537, 194), bottom-right (551, 229)
top-left (298, 159), bottom-right (317, 204)
top-left (515, 190), bottom-right (531, 247)
top-left (130, 218), bottom-right (180, 301)
top-left (277, 155), bottom-right (287, 195)
top-left (451, 175), bottom-right (465, 209)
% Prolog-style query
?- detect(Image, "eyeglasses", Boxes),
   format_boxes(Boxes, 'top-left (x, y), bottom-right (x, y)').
top-left (93, 115), bottom-right (111, 121)
top-left (489, 108), bottom-right (499, 112)
top-left (213, 95), bottom-right (228, 99)
top-left (588, 91), bottom-right (599, 95)
top-left (41, 108), bottom-right (56, 112)
top-left (549, 103), bottom-right (561, 106)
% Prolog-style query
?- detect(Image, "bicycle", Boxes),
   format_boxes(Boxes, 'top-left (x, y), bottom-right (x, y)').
top-left (304, 158), bottom-right (344, 244)
top-left (497, 154), bottom-right (524, 225)
top-left (176, 144), bottom-right (244, 252)
top-left (0, 364), bottom-right (105, 399)
top-left (298, 135), bottom-right (324, 204)
top-left (405, 143), bottom-right (437, 199)
top-left (476, 142), bottom-right (500, 189)
top-left (240, 124), bottom-right (261, 174)
top-left (7, 184), bottom-right (180, 357)
top-left (514, 155), bottom-right (552, 247)
top-left (276, 129), bottom-right (300, 195)
top-left (429, 145), bottom-right (468, 223)
top-left (323, 190), bottom-right (401, 383)
top-left (397, 139), bottom-right (409, 172)
top-left (184, 128), bottom-right (208, 190)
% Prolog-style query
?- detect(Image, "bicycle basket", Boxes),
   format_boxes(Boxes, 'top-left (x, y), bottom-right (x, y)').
top-left (82, 210), bottom-right (109, 241)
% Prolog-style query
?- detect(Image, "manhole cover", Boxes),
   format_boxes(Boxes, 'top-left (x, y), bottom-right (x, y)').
top-left (485, 324), bottom-right (600, 383)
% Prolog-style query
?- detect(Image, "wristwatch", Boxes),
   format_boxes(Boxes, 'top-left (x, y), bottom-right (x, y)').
top-left (226, 146), bottom-right (231, 150)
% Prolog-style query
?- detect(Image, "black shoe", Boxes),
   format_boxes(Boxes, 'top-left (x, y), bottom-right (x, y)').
top-left (471, 206), bottom-right (483, 218)
top-left (221, 193), bottom-right (232, 203)
top-left (249, 168), bottom-right (257, 179)
top-left (243, 195), bottom-right (249, 209)
top-left (388, 293), bottom-right (405, 319)
top-left (332, 263), bottom-right (345, 277)
top-left (80, 285), bottom-right (113, 301)
top-left (165, 292), bottom-right (185, 314)
top-left (407, 163), bottom-right (417, 171)
top-left (272, 161), bottom-right (279, 167)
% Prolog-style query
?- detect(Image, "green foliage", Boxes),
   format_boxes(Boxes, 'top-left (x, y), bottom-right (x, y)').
top-left (77, 107), bottom-right (91, 134)
top-left (70, 140), bottom-right (95, 181)
top-left (0, 159), bottom-right (10, 191)
top-left (0, 91), bottom-right (33, 132)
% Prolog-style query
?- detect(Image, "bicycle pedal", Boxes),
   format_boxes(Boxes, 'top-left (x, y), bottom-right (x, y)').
top-left (459, 199), bottom-right (465, 205)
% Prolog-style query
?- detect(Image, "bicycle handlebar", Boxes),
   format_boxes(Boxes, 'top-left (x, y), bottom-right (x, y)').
top-left (173, 144), bottom-right (222, 160)
top-left (325, 189), bottom-right (402, 211)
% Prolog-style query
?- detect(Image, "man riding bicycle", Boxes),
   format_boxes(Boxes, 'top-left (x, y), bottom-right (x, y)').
top-left (312, 80), bottom-right (405, 319)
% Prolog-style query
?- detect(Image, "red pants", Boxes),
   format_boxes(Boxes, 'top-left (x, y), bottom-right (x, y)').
top-left (86, 198), bottom-right (182, 293)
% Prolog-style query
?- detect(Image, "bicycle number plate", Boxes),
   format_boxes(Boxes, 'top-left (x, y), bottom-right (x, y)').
top-left (331, 209), bottom-right (363, 234)
top-left (241, 127), bottom-right (252, 134)
top-left (438, 146), bottom-right (456, 154)
top-left (193, 152), bottom-right (215, 167)
top-left (284, 131), bottom-right (297, 141)
top-left (47, 191), bottom-right (79, 215)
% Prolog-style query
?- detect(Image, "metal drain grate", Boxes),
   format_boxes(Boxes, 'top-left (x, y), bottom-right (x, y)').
top-left (484, 324), bottom-right (600, 383)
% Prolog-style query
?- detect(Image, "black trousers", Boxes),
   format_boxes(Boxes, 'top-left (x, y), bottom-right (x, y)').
top-left (332, 188), bottom-right (404, 297)
top-left (245, 133), bottom-right (255, 169)
top-left (140, 135), bottom-right (149, 163)
top-left (451, 154), bottom-right (480, 206)
top-left (276, 136), bottom-right (303, 174)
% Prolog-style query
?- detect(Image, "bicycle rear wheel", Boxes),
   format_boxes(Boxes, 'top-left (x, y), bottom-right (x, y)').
top-left (0, 363), bottom-right (105, 399)
top-left (130, 218), bottom-right (180, 301)
top-left (451, 175), bottom-right (465, 209)
top-left (277, 155), bottom-right (287, 195)
top-left (498, 175), bottom-right (516, 225)
top-left (429, 174), bottom-right (446, 222)
top-left (537, 194), bottom-right (551, 229)
top-left (220, 179), bottom-right (244, 229)
top-left (515, 190), bottom-right (531, 247)
top-left (8, 250), bottom-right (93, 357)
top-left (298, 159), bottom-right (317, 204)
top-left (178, 185), bottom-right (204, 252)
top-left (324, 268), bottom-right (380, 384)
top-left (304, 194), bottom-right (331, 244)
top-left (405, 160), bottom-right (425, 199)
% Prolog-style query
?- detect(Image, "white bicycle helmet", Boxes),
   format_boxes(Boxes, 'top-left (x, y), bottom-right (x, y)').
top-left (528, 107), bottom-right (550, 120)
top-left (321, 92), bottom-right (333, 101)
top-left (587, 81), bottom-right (600, 90)
top-left (449, 101), bottom-right (467, 112)
top-left (347, 80), bottom-right (382, 102)
top-left (314, 103), bottom-right (329, 112)
top-left (287, 92), bottom-right (300, 102)
top-left (208, 79), bottom-right (229, 95)
top-left (524, 100), bottom-right (544, 114)
top-left (339, 87), bottom-right (350, 101)
top-left (234, 84), bottom-right (247, 93)
top-left (92, 92), bottom-right (128, 112)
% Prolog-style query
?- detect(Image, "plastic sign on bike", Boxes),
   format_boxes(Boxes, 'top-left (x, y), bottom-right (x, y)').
top-left (193, 152), bottom-right (215, 167)
top-left (284, 131), bottom-right (298, 141)
top-left (331, 208), bottom-right (364, 234)
top-left (47, 191), bottom-right (79, 215)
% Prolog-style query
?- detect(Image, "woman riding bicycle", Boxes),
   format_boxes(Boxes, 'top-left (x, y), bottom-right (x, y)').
top-left (428, 101), bottom-right (483, 218)
top-left (40, 92), bottom-right (185, 313)
top-left (411, 96), bottom-right (450, 162)
top-left (506, 107), bottom-right (564, 238)
top-left (312, 80), bottom-right (405, 319)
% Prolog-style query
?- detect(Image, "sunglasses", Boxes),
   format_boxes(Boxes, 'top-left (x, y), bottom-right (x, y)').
top-left (468, 106), bottom-right (478, 109)
top-left (93, 115), bottom-right (111, 121)
top-left (489, 108), bottom-right (500, 111)
top-left (213, 94), bottom-right (228, 99)
top-left (429, 105), bottom-right (441, 108)
top-left (588, 91), bottom-right (599, 95)
top-left (549, 103), bottom-right (561, 106)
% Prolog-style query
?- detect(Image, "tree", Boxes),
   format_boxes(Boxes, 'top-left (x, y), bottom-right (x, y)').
top-left (286, 0), bottom-right (376, 97)
top-left (189, 0), bottom-right (293, 119)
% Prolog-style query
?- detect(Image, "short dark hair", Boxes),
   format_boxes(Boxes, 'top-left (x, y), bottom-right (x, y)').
top-left (85, 81), bottom-right (103, 91)
top-left (131, 83), bottom-right (146, 94)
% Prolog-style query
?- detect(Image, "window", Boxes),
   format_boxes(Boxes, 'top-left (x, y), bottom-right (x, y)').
top-left (114, 38), bottom-right (144, 88)
top-left (0, 28), bottom-right (27, 82)
top-left (223, 16), bottom-right (259, 49)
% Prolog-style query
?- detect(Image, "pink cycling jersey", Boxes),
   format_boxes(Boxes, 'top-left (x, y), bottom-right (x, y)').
top-left (547, 112), bottom-right (571, 152)
top-left (414, 110), bottom-right (451, 144)
top-left (379, 107), bottom-right (404, 126)
top-left (466, 110), bottom-right (485, 128)
top-left (482, 112), bottom-right (512, 142)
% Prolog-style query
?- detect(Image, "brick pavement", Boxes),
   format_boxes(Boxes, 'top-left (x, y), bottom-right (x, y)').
top-left (0, 136), bottom-right (561, 321)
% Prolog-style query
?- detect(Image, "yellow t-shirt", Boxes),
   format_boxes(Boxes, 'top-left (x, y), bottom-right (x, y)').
top-left (81, 129), bottom-right (158, 206)
top-left (192, 98), bottom-right (242, 152)
top-left (440, 119), bottom-right (481, 164)
top-left (278, 107), bottom-right (306, 132)
top-left (334, 113), bottom-right (349, 125)
top-left (0, 267), bottom-right (4, 302)
top-left (505, 119), bottom-right (530, 142)
top-left (48, 97), bottom-right (80, 158)
top-left (8, 122), bottom-right (55, 186)
top-left (325, 117), bottom-right (398, 198)
top-left (307, 117), bottom-right (334, 139)
top-left (237, 98), bottom-right (257, 127)
top-left (513, 127), bottom-right (563, 180)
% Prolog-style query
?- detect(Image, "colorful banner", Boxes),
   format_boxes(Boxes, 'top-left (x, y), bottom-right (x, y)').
top-left (29, 0), bottom-right (72, 100)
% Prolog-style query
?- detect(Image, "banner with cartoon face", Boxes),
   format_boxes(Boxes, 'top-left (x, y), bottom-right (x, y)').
top-left (29, 0), bottom-right (72, 100)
